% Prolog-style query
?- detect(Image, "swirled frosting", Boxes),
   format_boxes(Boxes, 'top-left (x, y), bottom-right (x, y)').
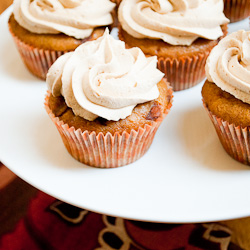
top-left (118, 0), bottom-right (229, 46)
top-left (47, 30), bottom-right (164, 121)
top-left (13, 0), bottom-right (115, 39)
top-left (206, 30), bottom-right (250, 104)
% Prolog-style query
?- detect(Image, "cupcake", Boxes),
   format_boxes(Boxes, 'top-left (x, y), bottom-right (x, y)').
top-left (118, 0), bottom-right (229, 91)
top-left (9, 0), bottom-right (116, 80)
top-left (223, 0), bottom-right (250, 23)
top-left (202, 30), bottom-right (250, 165)
top-left (45, 30), bottom-right (173, 168)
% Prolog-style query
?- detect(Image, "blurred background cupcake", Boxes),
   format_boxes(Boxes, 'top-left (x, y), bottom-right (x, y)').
top-left (118, 0), bottom-right (229, 91)
top-left (202, 30), bottom-right (250, 165)
top-left (8, 0), bottom-right (116, 80)
top-left (110, 0), bottom-right (122, 27)
top-left (111, 0), bottom-right (122, 5)
top-left (111, 0), bottom-right (122, 8)
top-left (45, 30), bottom-right (173, 168)
top-left (223, 0), bottom-right (250, 23)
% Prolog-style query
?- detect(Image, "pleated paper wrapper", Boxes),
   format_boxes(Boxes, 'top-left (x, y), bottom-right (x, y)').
top-left (118, 29), bottom-right (209, 91)
top-left (45, 93), bottom-right (165, 168)
top-left (223, 0), bottom-right (250, 23)
top-left (157, 51), bottom-right (210, 91)
top-left (119, 26), bottom-right (228, 92)
top-left (9, 23), bottom-right (68, 80)
top-left (203, 101), bottom-right (250, 166)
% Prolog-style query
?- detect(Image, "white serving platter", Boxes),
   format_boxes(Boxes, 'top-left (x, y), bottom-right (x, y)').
top-left (1, 7), bottom-right (250, 223)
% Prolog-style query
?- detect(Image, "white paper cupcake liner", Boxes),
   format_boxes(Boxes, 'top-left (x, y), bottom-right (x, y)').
top-left (9, 23), bottom-right (67, 80)
top-left (203, 101), bottom-right (250, 165)
top-left (45, 92), bottom-right (166, 168)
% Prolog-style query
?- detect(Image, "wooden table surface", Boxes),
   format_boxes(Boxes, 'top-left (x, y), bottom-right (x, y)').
top-left (0, 0), bottom-right (13, 14)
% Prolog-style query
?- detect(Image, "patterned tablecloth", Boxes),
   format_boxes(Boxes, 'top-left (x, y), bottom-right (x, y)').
top-left (1, 2), bottom-right (250, 250)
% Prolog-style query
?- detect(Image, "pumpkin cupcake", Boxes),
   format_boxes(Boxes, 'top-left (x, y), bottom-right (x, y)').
top-left (223, 0), bottom-right (250, 23)
top-left (8, 0), bottom-right (115, 80)
top-left (118, 0), bottom-right (229, 91)
top-left (45, 30), bottom-right (173, 168)
top-left (202, 30), bottom-right (250, 165)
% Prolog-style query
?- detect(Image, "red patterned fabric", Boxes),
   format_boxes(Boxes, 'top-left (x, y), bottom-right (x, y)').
top-left (0, 190), bottom-right (243, 250)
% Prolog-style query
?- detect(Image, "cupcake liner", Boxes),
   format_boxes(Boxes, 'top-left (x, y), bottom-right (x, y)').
top-left (44, 92), bottom-right (165, 168)
top-left (203, 100), bottom-right (250, 165)
top-left (224, 0), bottom-right (250, 23)
top-left (119, 24), bottom-right (228, 92)
top-left (9, 23), bottom-right (67, 80)
top-left (158, 51), bottom-right (210, 91)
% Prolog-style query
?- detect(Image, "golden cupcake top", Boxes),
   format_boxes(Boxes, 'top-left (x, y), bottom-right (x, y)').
top-left (206, 30), bottom-right (250, 104)
top-left (13, 0), bottom-right (115, 39)
top-left (47, 30), bottom-right (164, 121)
top-left (118, 0), bottom-right (229, 46)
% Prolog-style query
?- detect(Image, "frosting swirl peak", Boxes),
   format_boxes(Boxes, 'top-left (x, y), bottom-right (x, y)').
top-left (206, 30), bottom-right (250, 104)
top-left (13, 0), bottom-right (115, 39)
top-left (118, 0), bottom-right (229, 46)
top-left (47, 30), bottom-right (164, 121)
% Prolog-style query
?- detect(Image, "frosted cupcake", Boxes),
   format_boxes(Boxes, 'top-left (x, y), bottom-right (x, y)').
top-left (223, 0), bottom-right (250, 23)
top-left (202, 30), bottom-right (250, 165)
top-left (8, 0), bottom-right (115, 79)
top-left (118, 0), bottom-right (229, 91)
top-left (45, 30), bottom-right (173, 168)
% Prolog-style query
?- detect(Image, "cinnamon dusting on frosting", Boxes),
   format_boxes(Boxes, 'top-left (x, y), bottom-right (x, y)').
top-left (13, 0), bottom-right (115, 39)
top-left (206, 30), bottom-right (250, 104)
top-left (118, 0), bottom-right (229, 46)
top-left (47, 30), bottom-right (164, 121)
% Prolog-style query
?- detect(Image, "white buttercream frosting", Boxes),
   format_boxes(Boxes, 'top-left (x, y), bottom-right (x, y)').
top-left (206, 30), bottom-right (250, 104)
top-left (118, 0), bottom-right (229, 46)
top-left (13, 0), bottom-right (115, 39)
top-left (47, 30), bottom-right (164, 121)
